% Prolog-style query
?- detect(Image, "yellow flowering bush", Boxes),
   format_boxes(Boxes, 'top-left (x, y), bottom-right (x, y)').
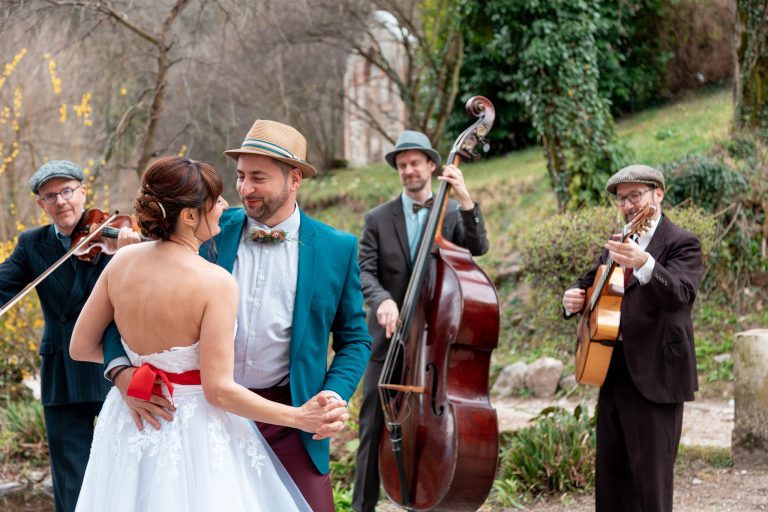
top-left (0, 238), bottom-right (42, 398)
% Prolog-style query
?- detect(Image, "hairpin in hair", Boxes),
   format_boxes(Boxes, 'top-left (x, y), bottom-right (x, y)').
top-left (156, 201), bottom-right (167, 219)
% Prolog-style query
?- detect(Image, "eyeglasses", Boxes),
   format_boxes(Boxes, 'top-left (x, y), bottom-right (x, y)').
top-left (613, 188), bottom-right (653, 206)
top-left (40, 184), bottom-right (83, 205)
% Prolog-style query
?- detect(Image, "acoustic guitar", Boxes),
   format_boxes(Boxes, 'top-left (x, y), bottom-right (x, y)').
top-left (575, 204), bottom-right (655, 386)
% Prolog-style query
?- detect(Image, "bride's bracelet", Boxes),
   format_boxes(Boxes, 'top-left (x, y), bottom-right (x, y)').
top-left (108, 365), bottom-right (132, 384)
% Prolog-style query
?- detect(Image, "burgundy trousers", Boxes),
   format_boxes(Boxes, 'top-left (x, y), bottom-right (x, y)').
top-left (252, 384), bottom-right (335, 512)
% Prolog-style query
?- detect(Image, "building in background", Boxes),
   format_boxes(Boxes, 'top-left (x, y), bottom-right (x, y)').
top-left (343, 11), bottom-right (407, 168)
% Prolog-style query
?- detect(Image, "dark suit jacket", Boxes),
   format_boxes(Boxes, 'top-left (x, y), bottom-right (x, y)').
top-left (359, 196), bottom-right (489, 361)
top-left (569, 214), bottom-right (703, 403)
top-left (0, 225), bottom-right (116, 406)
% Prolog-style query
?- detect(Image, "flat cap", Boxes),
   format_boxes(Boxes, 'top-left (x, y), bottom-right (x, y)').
top-left (29, 160), bottom-right (85, 193)
top-left (606, 164), bottom-right (665, 194)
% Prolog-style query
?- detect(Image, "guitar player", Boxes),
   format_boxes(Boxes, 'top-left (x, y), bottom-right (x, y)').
top-left (562, 165), bottom-right (704, 512)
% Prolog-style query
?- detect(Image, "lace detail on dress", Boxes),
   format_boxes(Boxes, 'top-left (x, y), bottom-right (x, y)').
top-left (120, 338), bottom-right (200, 373)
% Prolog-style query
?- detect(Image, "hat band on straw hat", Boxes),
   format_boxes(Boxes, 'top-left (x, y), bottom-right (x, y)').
top-left (240, 138), bottom-right (306, 163)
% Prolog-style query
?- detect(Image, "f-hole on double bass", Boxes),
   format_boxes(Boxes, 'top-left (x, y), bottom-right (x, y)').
top-left (377, 96), bottom-right (500, 511)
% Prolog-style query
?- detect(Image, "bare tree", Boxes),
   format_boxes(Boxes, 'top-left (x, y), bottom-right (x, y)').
top-left (305, 0), bottom-right (465, 149)
top-left (42, 0), bottom-right (194, 175)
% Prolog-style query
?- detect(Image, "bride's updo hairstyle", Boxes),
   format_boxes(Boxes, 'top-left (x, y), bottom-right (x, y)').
top-left (134, 156), bottom-right (223, 240)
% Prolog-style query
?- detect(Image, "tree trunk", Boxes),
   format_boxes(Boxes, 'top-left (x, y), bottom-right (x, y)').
top-left (734, 0), bottom-right (768, 131)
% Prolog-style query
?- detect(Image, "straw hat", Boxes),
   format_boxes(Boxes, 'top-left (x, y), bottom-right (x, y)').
top-left (224, 119), bottom-right (317, 178)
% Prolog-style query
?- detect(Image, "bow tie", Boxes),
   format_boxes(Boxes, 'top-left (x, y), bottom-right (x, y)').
top-left (412, 198), bottom-right (434, 213)
top-left (249, 227), bottom-right (288, 243)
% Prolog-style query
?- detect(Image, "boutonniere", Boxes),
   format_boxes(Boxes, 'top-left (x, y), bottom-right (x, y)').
top-left (249, 226), bottom-right (289, 244)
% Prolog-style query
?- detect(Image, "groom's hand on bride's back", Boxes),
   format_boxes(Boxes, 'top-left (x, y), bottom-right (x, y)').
top-left (295, 392), bottom-right (349, 441)
top-left (113, 367), bottom-right (175, 431)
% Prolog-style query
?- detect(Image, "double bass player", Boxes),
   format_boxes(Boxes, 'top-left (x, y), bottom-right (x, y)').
top-left (352, 129), bottom-right (489, 512)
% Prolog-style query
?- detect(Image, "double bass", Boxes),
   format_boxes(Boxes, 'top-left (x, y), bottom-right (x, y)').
top-left (377, 96), bottom-right (500, 511)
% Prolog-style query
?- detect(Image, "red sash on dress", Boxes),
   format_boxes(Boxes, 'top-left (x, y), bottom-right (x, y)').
top-left (126, 363), bottom-right (202, 400)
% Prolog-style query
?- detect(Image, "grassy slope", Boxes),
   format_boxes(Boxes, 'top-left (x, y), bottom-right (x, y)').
top-left (301, 87), bottom-right (732, 238)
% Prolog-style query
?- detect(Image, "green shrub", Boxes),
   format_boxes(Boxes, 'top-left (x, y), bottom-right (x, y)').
top-left (723, 132), bottom-right (759, 162)
top-left (332, 482), bottom-right (354, 511)
top-left (659, 147), bottom-right (766, 294)
top-left (660, 153), bottom-right (749, 212)
top-left (664, 207), bottom-right (718, 258)
top-left (519, 206), bottom-right (618, 293)
top-left (0, 240), bottom-right (43, 398)
top-left (0, 398), bottom-right (47, 462)
top-left (493, 405), bottom-right (595, 501)
top-left (330, 431), bottom-right (358, 510)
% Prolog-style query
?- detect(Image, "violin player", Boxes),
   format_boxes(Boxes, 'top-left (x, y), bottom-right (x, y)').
top-left (562, 165), bottom-right (703, 512)
top-left (0, 160), bottom-right (140, 512)
top-left (352, 130), bottom-right (490, 512)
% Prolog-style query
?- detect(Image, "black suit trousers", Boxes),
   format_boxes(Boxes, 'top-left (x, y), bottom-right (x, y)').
top-left (352, 360), bottom-right (386, 512)
top-left (44, 401), bottom-right (103, 512)
top-left (596, 343), bottom-right (683, 512)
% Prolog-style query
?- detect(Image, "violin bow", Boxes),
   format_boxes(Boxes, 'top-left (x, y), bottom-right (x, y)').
top-left (0, 210), bottom-right (120, 318)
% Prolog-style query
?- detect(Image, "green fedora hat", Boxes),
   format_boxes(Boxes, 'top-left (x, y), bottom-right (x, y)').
top-left (384, 130), bottom-right (441, 169)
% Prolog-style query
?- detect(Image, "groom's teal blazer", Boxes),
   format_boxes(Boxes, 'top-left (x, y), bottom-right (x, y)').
top-left (203, 207), bottom-right (371, 473)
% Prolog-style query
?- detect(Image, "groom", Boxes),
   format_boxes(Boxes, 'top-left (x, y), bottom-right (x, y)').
top-left (108, 119), bottom-right (371, 511)
top-left (212, 119), bottom-right (371, 510)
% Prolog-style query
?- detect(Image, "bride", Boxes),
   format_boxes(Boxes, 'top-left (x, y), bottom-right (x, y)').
top-left (70, 156), bottom-right (343, 511)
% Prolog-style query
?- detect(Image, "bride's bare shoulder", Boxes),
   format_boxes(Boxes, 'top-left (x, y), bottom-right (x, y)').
top-left (200, 261), bottom-right (239, 292)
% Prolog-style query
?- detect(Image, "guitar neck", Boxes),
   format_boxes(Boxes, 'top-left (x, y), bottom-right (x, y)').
top-left (587, 224), bottom-right (631, 312)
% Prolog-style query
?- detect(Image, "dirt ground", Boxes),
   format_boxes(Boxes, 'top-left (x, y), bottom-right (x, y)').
top-left (520, 465), bottom-right (768, 512)
top-left (495, 396), bottom-right (767, 511)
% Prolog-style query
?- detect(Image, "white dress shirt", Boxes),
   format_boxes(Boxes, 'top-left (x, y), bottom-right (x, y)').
top-left (630, 215), bottom-right (660, 285)
top-left (232, 207), bottom-right (300, 389)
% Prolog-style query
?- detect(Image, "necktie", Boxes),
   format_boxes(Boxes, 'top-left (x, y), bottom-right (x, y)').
top-left (623, 234), bottom-right (639, 288)
top-left (624, 267), bottom-right (633, 288)
top-left (412, 197), bottom-right (434, 213)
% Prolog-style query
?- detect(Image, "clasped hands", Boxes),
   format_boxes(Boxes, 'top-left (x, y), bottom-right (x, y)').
top-left (113, 368), bottom-right (349, 440)
top-left (299, 392), bottom-right (350, 441)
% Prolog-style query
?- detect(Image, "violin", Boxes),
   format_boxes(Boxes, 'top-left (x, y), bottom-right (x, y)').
top-left (0, 209), bottom-right (147, 318)
top-left (71, 208), bottom-right (149, 263)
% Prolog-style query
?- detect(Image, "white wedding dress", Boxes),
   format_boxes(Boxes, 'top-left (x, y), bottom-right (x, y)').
top-left (75, 341), bottom-right (311, 511)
